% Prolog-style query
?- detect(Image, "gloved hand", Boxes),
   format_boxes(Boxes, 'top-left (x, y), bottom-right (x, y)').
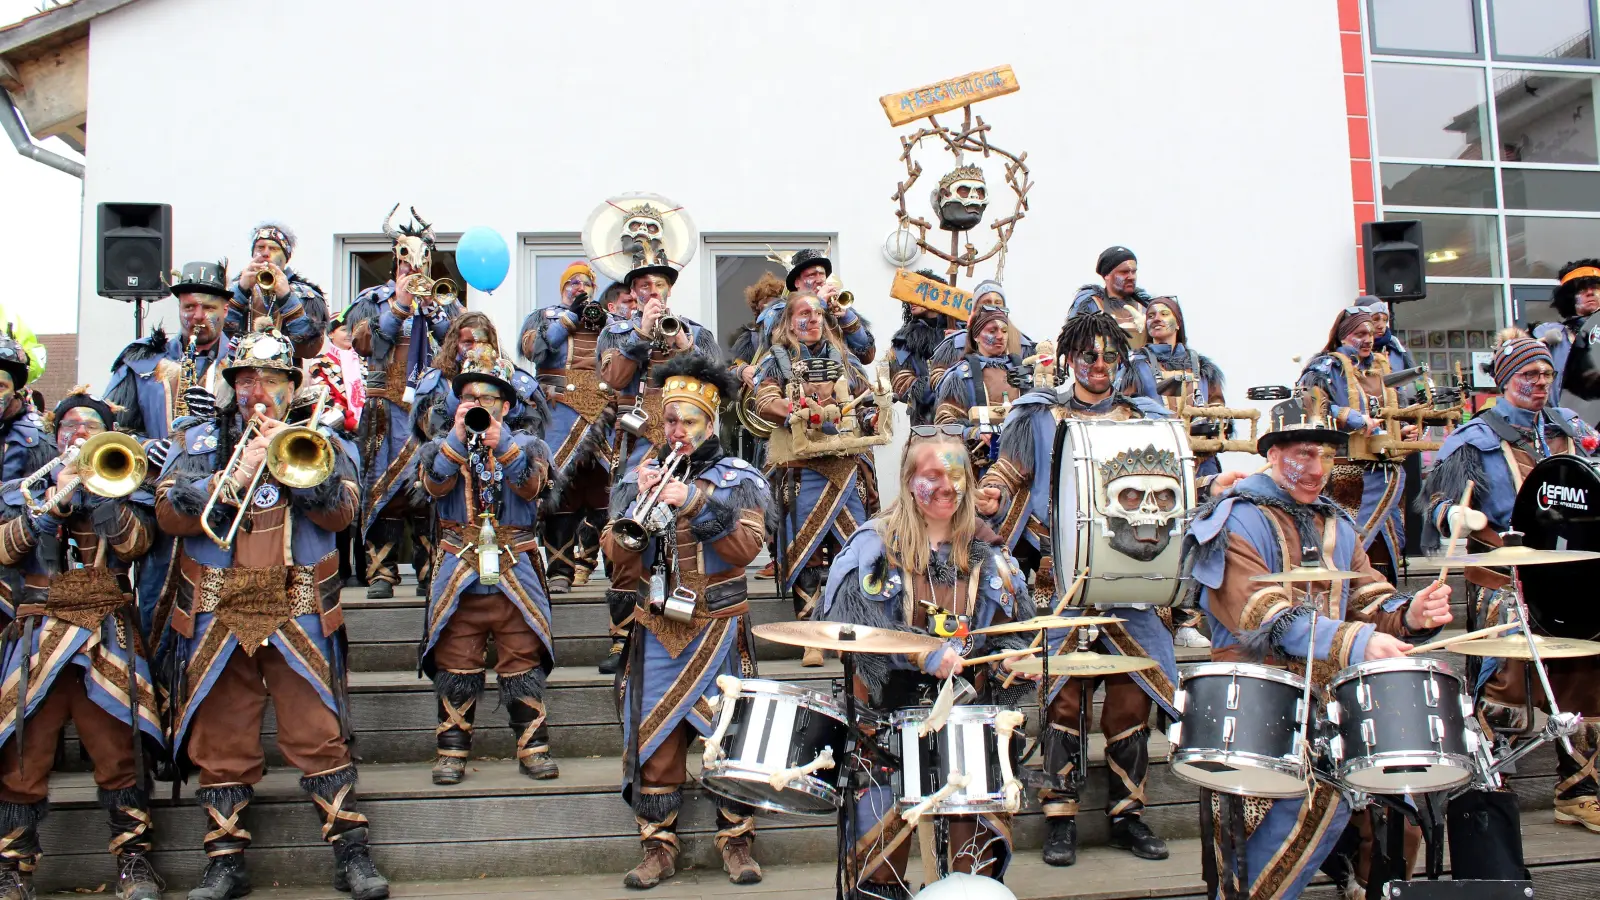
top-left (145, 439), bottom-right (172, 471)
top-left (183, 386), bottom-right (217, 420)
top-left (1446, 504), bottom-right (1488, 535)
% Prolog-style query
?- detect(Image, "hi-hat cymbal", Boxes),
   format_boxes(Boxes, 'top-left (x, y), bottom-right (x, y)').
top-left (1441, 546), bottom-right (1600, 568)
top-left (1448, 635), bottom-right (1600, 660)
top-left (1249, 566), bottom-right (1362, 584)
top-left (752, 621), bottom-right (946, 655)
top-left (969, 614), bottom-right (1126, 635)
top-left (1006, 651), bottom-right (1158, 676)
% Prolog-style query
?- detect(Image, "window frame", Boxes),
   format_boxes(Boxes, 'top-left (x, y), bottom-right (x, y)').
top-left (699, 232), bottom-right (834, 338)
top-left (1367, 0), bottom-right (1485, 60)
top-left (1486, 0), bottom-right (1598, 67)
top-left (514, 233), bottom-right (593, 330)
top-left (334, 233), bottom-right (460, 311)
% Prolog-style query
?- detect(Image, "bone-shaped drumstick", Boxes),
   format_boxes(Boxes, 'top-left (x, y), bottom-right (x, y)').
top-left (766, 747), bottom-right (836, 792)
top-left (699, 675), bottom-right (744, 766)
top-left (903, 772), bottom-right (971, 828)
top-left (995, 709), bottom-right (1026, 814)
top-left (918, 673), bottom-right (960, 738)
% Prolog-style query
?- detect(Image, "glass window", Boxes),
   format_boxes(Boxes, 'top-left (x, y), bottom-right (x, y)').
top-left (1490, 0), bottom-right (1593, 61)
top-left (1513, 283), bottom-right (1557, 324)
top-left (1394, 283), bottom-right (1503, 388)
top-left (1381, 163), bottom-right (1497, 207)
top-left (1503, 168), bottom-right (1600, 210)
top-left (1370, 0), bottom-right (1480, 56)
top-left (713, 255), bottom-right (786, 358)
top-left (1507, 214), bottom-right (1600, 277)
top-left (1492, 70), bottom-right (1600, 163)
top-left (1372, 63), bottom-right (1489, 160)
top-left (1409, 212), bottom-right (1502, 276)
top-left (351, 248), bottom-right (461, 299)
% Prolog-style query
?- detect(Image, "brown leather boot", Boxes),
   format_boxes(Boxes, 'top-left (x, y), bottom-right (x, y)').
top-left (802, 647), bottom-right (825, 668)
top-left (623, 843), bottom-right (677, 889)
top-left (715, 804), bottom-right (762, 884)
top-left (720, 836), bottom-right (762, 885)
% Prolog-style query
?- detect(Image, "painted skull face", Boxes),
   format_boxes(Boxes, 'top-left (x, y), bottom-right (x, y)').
top-left (932, 167), bottom-right (988, 232)
top-left (1098, 445), bottom-right (1183, 561)
top-left (393, 235), bottom-right (430, 275)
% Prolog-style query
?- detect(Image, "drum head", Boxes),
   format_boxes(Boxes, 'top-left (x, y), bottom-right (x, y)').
top-left (1512, 455), bottom-right (1600, 640)
top-left (1170, 756), bottom-right (1308, 799)
top-left (701, 762), bottom-right (839, 816)
top-left (1340, 757), bottom-right (1471, 794)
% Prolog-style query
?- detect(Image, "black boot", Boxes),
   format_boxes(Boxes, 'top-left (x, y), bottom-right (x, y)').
top-left (600, 589), bottom-right (634, 675)
top-left (1105, 723), bottom-right (1166, 858)
top-left (431, 670), bottom-right (483, 785)
top-left (598, 638), bottom-right (625, 675)
top-left (852, 884), bottom-right (911, 900)
top-left (0, 801), bottom-right (45, 900)
top-left (101, 787), bottom-right (162, 900)
top-left (331, 827), bottom-right (390, 900)
top-left (190, 785), bottom-right (253, 900)
top-left (1042, 816), bottom-right (1078, 867)
top-left (1109, 816), bottom-right (1170, 860)
top-left (365, 526), bottom-right (399, 599)
top-left (504, 669), bottom-right (559, 779)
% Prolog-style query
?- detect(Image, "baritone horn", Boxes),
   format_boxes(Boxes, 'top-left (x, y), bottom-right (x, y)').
top-left (202, 393), bottom-right (336, 550)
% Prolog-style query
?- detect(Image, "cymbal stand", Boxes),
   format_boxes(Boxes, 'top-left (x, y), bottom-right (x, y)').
top-left (1073, 625), bottom-right (1090, 794)
top-left (834, 625), bottom-right (862, 900)
top-left (1509, 566), bottom-right (1581, 756)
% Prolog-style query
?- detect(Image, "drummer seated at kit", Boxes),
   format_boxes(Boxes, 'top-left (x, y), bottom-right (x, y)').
top-left (1419, 332), bottom-right (1600, 834)
top-left (1181, 401), bottom-right (1452, 900)
top-left (821, 435), bottom-right (1032, 900)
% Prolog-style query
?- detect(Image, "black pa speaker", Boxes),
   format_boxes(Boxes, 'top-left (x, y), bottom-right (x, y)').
top-left (1362, 219), bottom-right (1426, 302)
top-left (96, 202), bottom-right (172, 300)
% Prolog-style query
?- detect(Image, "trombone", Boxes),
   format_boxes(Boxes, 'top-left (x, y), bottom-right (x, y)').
top-left (202, 392), bottom-right (338, 551)
top-left (609, 444), bottom-right (689, 553)
top-left (19, 432), bottom-right (147, 514)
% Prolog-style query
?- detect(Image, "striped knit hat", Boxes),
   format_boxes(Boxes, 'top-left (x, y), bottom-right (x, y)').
top-left (1491, 335), bottom-right (1553, 388)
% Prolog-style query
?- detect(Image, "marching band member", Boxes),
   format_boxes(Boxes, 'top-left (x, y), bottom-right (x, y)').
top-left (754, 292), bottom-right (883, 667)
top-left (347, 206), bottom-right (465, 600)
top-left (934, 304), bottom-right (1032, 475)
top-left (756, 249), bottom-right (876, 363)
top-left (229, 221), bottom-right (328, 359)
top-left (926, 280), bottom-right (1036, 392)
top-left (890, 270), bottom-right (961, 427)
top-left (417, 349), bottom-right (557, 786)
top-left (0, 390), bottom-right (163, 900)
top-left (1183, 403), bottom-right (1451, 900)
top-left (974, 312), bottom-right (1176, 867)
top-left (1363, 297), bottom-right (1419, 406)
top-left (821, 435), bottom-right (1032, 900)
top-left (1298, 306), bottom-right (1410, 581)
top-left (600, 357), bottom-right (770, 889)
top-left (1535, 259), bottom-right (1600, 405)
top-left (1419, 333), bottom-right (1600, 833)
top-left (1070, 246), bottom-right (1152, 350)
top-left (522, 263), bottom-right (614, 598)
top-left (728, 271), bottom-right (786, 391)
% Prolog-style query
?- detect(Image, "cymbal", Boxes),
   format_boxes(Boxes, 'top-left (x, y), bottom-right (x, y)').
top-left (1448, 635), bottom-right (1600, 660)
top-left (1441, 546), bottom-right (1600, 568)
top-left (1249, 566), bottom-right (1362, 584)
top-left (752, 621), bottom-right (946, 655)
top-left (969, 614), bottom-right (1126, 635)
top-left (1006, 651), bottom-right (1158, 677)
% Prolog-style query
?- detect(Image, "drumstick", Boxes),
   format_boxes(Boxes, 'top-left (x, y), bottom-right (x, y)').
top-left (1364, 481), bottom-right (1474, 619)
top-left (963, 647), bottom-right (1042, 666)
top-left (1000, 568), bottom-right (1090, 689)
top-left (1403, 621), bottom-right (1517, 657)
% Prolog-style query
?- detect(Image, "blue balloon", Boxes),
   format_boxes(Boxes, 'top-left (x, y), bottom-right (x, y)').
top-left (455, 226), bottom-right (510, 293)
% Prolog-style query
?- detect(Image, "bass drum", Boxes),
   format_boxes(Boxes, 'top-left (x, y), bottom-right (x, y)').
top-left (1511, 454), bottom-right (1600, 640)
top-left (1050, 417), bottom-right (1197, 607)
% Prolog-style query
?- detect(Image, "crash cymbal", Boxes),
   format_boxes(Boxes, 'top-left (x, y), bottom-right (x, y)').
top-left (1448, 635), bottom-right (1600, 660)
top-left (1441, 546), bottom-right (1600, 568)
top-left (969, 614), bottom-right (1126, 635)
top-left (1249, 566), bottom-right (1362, 584)
top-left (1006, 651), bottom-right (1158, 677)
top-left (752, 621), bottom-right (946, 655)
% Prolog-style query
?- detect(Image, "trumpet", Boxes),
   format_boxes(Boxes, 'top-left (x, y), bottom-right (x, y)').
top-left (823, 276), bottom-right (853, 314)
top-left (202, 392), bottom-right (338, 551)
top-left (610, 444), bottom-right (689, 553)
top-left (401, 272), bottom-right (458, 305)
top-left (255, 268), bottom-right (276, 290)
top-left (464, 405), bottom-right (493, 436)
top-left (656, 311), bottom-right (683, 341)
top-left (20, 432), bottom-right (148, 514)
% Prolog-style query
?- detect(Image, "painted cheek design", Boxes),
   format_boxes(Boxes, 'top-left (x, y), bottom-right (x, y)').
top-left (912, 475), bottom-right (939, 506)
top-left (937, 450), bottom-right (968, 498)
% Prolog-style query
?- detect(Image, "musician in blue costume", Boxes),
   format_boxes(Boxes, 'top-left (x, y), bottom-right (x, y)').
top-left (754, 292), bottom-right (883, 666)
top-left (1361, 297), bottom-right (1419, 405)
top-left (415, 349), bottom-right (556, 788)
top-left (0, 389), bottom-right (163, 900)
top-left (933, 305), bottom-right (1033, 477)
top-left (600, 357), bottom-right (770, 890)
top-left (153, 326), bottom-right (387, 900)
top-left (755, 248), bottom-right (876, 363)
top-left (925, 280), bottom-right (1036, 394)
top-left (975, 311), bottom-right (1176, 866)
top-left (1297, 306), bottom-right (1410, 581)
top-left (1182, 401), bottom-right (1451, 900)
top-left (889, 270), bottom-right (961, 427)
top-left (1534, 259), bottom-right (1600, 406)
top-left (0, 334), bottom-right (54, 616)
top-left (728, 271), bottom-right (785, 394)
top-left (105, 261), bottom-right (238, 631)
top-left (227, 222), bottom-right (328, 360)
top-left (1418, 333), bottom-right (1600, 834)
top-left (1069, 246), bottom-right (1153, 350)
top-left (346, 206), bottom-right (464, 599)
top-left (822, 434), bottom-right (1032, 900)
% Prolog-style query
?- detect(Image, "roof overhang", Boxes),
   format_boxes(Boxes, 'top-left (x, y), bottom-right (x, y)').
top-left (0, 0), bottom-right (145, 153)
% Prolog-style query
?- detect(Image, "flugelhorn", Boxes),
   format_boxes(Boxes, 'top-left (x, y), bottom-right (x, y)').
top-left (401, 272), bottom-right (457, 304)
top-left (610, 444), bottom-right (689, 553)
top-left (20, 432), bottom-right (147, 513)
top-left (202, 393), bottom-right (337, 550)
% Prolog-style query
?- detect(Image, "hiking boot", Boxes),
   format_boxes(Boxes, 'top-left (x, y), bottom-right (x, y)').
top-left (802, 647), bottom-right (824, 668)
top-left (431, 753), bottom-right (467, 785)
top-left (0, 868), bottom-right (31, 900)
top-left (720, 837), bottom-right (762, 885)
top-left (188, 854), bottom-right (250, 900)
top-left (1555, 795), bottom-right (1600, 833)
top-left (598, 640), bottom-right (625, 675)
top-left (1042, 816), bottom-right (1077, 867)
top-left (365, 580), bottom-right (394, 600)
top-left (548, 576), bottom-right (572, 595)
top-left (573, 567), bottom-right (593, 587)
top-left (623, 843), bottom-right (678, 890)
top-left (1109, 816), bottom-right (1170, 860)
top-left (756, 561), bottom-right (775, 579)
top-left (332, 832), bottom-right (390, 899)
top-left (519, 751), bottom-right (560, 780)
top-left (116, 851), bottom-right (163, 900)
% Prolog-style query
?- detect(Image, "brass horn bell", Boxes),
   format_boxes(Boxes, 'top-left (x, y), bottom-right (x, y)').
top-left (76, 432), bottom-right (147, 499)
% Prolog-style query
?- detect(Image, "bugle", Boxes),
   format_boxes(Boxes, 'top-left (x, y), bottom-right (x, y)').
top-left (610, 444), bottom-right (689, 553)
top-left (202, 393), bottom-right (337, 550)
top-left (21, 432), bottom-right (148, 513)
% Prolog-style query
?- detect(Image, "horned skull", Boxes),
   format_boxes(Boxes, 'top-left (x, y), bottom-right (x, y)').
top-left (931, 165), bottom-right (989, 232)
top-left (381, 204), bottom-right (436, 272)
top-left (1098, 446), bottom-right (1184, 561)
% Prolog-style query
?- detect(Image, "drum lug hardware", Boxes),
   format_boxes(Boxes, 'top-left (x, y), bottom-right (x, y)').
top-left (1172, 689), bottom-right (1187, 714)
top-left (1428, 714), bottom-right (1445, 746)
top-left (1329, 734), bottom-right (1345, 761)
top-left (1360, 718), bottom-right (1378, 749)
top-left (1459, 695), bottom-right (1474, 718)
top-left (1325, 699), bottom-right (1342, 726)
top-left (1166, 722), bottom-right (1182, 746)
top-left (1464, 728), bottom-right (1480, 753)
top-left (1221, 716), bottom-right (1236, 748)
top-left (1293, 698), bottom-right (1305, 724)
top-left (1357, 682), bottom-right (1375, 712)
top-left (1423, 677), bottom-right (1439, 708)
top-left (1226, 679), bottom-right (1240, 710)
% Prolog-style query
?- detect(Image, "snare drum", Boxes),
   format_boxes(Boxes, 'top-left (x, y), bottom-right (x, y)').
top-left (1168, 662), bottom-right (1310, 798)
top-left (700, 679), bottom-right (848, 815)
top-left (890, 705), bottom-right (1023, 815)
top-left (1326, 657), bottom-right (1476, 793)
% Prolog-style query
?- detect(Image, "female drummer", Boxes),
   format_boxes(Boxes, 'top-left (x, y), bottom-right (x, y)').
top-left (820, 435), bottom-right (1032, 899)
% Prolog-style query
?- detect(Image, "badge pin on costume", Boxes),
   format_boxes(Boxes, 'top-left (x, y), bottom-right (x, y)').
top-left (252, 483), bottom-right (280, 508)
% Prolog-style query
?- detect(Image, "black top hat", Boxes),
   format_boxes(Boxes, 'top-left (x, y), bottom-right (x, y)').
top-left (1257, 397), bottom-right (1348, 455)
top-left (786, 248), bottom-right (832, 291)
top-left (169, 260), bottom-right (232, 300)
top-left (0, 335), bottom-right (30, 389)
top-left (625, 262), bottom-right (679, 289)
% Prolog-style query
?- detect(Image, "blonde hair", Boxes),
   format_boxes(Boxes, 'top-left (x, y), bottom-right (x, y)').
top-left (770, 292), bottom-right (848, 361)
top-left (874, 436), bottom-right (978, 576)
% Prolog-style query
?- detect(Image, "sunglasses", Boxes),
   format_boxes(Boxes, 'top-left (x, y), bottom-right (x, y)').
top-left (1072, 350), bottom-right (1122, 365)
top-left (910, 424), bottom-right (966, 438)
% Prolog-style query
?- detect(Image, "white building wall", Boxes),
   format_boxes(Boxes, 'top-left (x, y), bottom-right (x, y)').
top-left (75, 0), bottom-right (1356, 478)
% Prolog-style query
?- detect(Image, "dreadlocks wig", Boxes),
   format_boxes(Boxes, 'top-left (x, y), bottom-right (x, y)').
top-left (1056, 310), bottom-right (1130, 364)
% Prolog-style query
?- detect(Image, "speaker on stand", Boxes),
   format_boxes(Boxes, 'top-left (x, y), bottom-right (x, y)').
top-left (96, 202), bottom-right (173, 338)
top-left (1362, 219), bottom-right (1427, 302)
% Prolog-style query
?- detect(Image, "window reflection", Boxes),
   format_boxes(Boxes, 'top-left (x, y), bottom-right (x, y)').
top-left (1503, 169), bottom-right (1600, 211)
top-left (1492, 70), bottom-right (1599, 163)
top-left (1392, 283), bottom-right (1502, 387)
top-left (1490, 0), bottom-right (1592, 60)
top-left (1382, 163), bottom-right (1496, 208)
top-left (1507, 215), bottom-right (1600, 278)
top-left (1371, 0), bottom-right (1479, 56)
top-left (1410, 212), bottom-right (1502, 276)
top-left (1373, 63), bottom-right (1488, 160)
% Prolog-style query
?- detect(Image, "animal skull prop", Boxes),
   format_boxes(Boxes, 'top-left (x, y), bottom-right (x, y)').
top-left (1098, 446), bottom-right (1183, 561)
top-left (622, 204), bottom-right (669, 268)
top-left (931, 165), bottom-right (989, 232)
top-left (381, 204), bottom-right (436, 272)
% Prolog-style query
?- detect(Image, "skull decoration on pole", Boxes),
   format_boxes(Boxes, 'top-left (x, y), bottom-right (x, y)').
top-left (931, 165), bottom-right (989, 232)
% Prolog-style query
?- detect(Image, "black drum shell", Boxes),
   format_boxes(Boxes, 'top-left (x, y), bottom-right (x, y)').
top-left (1170, 663), bottom-right (1307, 798)
top-left (700, 683), bottom-right (849, 815)
top-left (1328, 659), bottom-right (1471, 793)
top-left (1513, 454), bottom-right (1600, 640)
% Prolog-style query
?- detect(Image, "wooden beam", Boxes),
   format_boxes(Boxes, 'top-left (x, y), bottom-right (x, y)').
top-left (0, 57), bottom-right (19, 93)
top-left (879, 65), bottom-right (1020, 127)
top-left (10, 39), bottom-right (87, 139)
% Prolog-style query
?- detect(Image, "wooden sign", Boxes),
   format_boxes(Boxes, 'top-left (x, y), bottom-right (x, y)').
top-left (880, 65), bottom-right (1020, 127)
top-left (891, 269), bottom-right (976, 321)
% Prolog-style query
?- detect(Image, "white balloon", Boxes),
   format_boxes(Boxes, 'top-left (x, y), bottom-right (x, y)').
top-left (916, 872), bottom-right (1016, 900)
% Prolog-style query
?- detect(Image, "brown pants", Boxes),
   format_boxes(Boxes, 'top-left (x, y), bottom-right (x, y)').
top-left (641, 722), bottom-right (691, 789)
top-left (0, 667), bottom-right (135, 803)
top-left (433, 590), bottom-right (544, 675)
top-left (1041, 671), bottom-right (1153, 818)
top-left (1481, 656), bottom-right (1600, 721)
top-left (188, 645), bottom-right (349, 785)
top-left (1048, 671), bottom-right (1152, 736)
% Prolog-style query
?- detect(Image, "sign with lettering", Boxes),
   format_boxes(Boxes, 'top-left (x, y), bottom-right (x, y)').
top-left (880, 65), bottom-right (1020, 127)
top-left (891, 269), bottom-right (976, 322)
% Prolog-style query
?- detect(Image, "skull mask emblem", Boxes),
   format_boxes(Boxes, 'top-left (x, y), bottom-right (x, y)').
top-left (381, 204), bottom-right (436, 273)
top-left (622, 204), bottom-right (668, 268)
top-left (1098, 446), bottom-right (1184, 562)
top-left (931, 165), bottom-right (988, 232)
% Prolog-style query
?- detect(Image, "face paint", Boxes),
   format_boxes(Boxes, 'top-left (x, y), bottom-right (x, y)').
top-left (1273, 443), bottom-right (1334, 503)
top-left (792, 298), bottom-right (825, 344)
top-left (56, 407), bottom-right (107, 447)
top-left (457, 327), bottom-right (493, 360)
top-left (0, 371), bottom-right (17, 416)
top-left (1147, 305), bottom-right (1178, 343)
top-left (977, 319), bottom-right (1008, 356)
top-left (664, 401), bottom-right (713, 451)
top-left (180, 294), bottom-right (229, 348)
top-left (233, 370), bottom-right (294, 420)
top-left (912, 474), bottom-right (939, 506)
top-left (1508, 363), bottom-right (1554, 410)
top-left (937, 447), bottom-right (968, 500)
top-left (252, 240), bottom-right (287, 268)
